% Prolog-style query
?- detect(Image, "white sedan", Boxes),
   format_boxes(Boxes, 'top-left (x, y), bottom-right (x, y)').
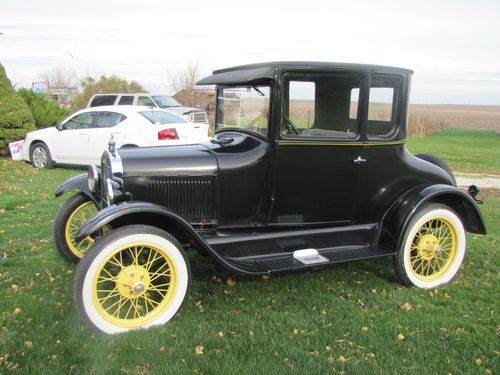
top-left (22, 106), bottom-right (211, 168)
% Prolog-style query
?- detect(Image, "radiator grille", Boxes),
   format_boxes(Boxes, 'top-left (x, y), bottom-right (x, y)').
top-left (149, 177), bottom-right (216, 222)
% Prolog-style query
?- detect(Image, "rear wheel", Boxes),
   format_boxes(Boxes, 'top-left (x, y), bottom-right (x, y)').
top-left (54, 193), bottom-right (99, 262)
top-left (394, 204), bottom-right (466, 288)
top-left (75, 225), bottom-right (190, 334)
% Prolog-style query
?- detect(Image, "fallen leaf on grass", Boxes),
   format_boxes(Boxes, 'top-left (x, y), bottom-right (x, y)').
top-left (362, 326), bottom-right (369, 333)
top-left (400, 303), bottom-right (414, 311)
top-left (195, 346), bottom-right (204, 356)
top-left (24, 341), bottom-right (33, 349)
top-left (475, 358), bottom-right (482, 366)
top-left (13, 307), bottom-right (22, 315)
top-left (226, 278), bottom-right (236, 287)
top-left (338, 355), bottom-right (348, 363)
top-left (397, 333), bottom-right (406, 341)
top-left (217, 331), bottom-right (224, 338)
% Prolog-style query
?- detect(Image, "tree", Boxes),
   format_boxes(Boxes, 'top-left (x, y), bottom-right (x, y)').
top-left (38, 66), bottom-right (78, 88)
top-left (18, 88), bottom-right (71, 129)
top-left (0, 63), bottom-right (35, 151)
top-left (167, 60), bottom-right (209, 107)
top-left (71, 75), bottom-right (147, 110)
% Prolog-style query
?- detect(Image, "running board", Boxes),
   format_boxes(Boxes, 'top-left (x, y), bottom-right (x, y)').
top-left (221, 246), bottom-right (395, 275)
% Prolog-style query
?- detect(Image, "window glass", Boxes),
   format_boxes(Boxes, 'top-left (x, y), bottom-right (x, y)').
top-left (137, 96), bottom-right (156, 106)
top-left (118, 96), bottom-right (134, 105)
top-left (349, 88), bottom-right (360, 119)
top-left (151, 95), bottom-right (181, 108)
top-left (367, 75), bottom-right (401, 139)
top-left (139, 110), bottom-right (187, 124)
top-left (90, 95), bottom-right (117, 107)
top-left (95, 112), bottom-right (126, 128)
top-left (216, 86), bottom-right (270, 136)
top-left (282, 74), bottom-right (361, 139)
top-left (64, 112), bottom-right (95, 130)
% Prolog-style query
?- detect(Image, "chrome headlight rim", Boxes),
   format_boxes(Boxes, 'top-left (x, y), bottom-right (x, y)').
top-left (88, 165), bottom-right (100, 192)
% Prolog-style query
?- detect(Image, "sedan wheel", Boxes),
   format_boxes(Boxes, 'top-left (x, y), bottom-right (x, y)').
top-left (394, 204), bottom-right (466, 288)
top-left (31, 142), bottom-right (53, 169)
top-left (75, 225), bottom-right (190, 334)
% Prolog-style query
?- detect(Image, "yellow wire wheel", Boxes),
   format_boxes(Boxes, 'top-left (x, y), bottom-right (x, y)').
top-left (396, 204), bottom-right (466, 288)
top-left (75, 225), bottom-right (190, 334)
top-left (54, 192), bottom-right (99, 262)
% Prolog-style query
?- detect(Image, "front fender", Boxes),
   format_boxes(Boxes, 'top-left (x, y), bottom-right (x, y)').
top-left (379, 184), bottom-right (487, 252)
top-left (75, 201), bottom-right (260, 274)
top-left (55, 173), bottom-right (98, 204)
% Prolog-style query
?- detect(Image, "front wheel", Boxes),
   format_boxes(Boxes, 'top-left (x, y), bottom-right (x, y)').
top-left (54, 192), bottom-right (99, 262)
top-left (394, 204), bottom-right (466, 288)
top-left (30, 142), bottom-right (53, 169)
top-left (75, 225), bottom-right (190, 334)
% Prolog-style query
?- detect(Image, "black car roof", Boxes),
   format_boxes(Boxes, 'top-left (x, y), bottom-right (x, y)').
top-left (197, 61), bottom-right (413, 86)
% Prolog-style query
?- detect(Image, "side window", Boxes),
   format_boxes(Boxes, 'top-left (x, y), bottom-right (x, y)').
top-left (137, 96), bottom-right (156, 106)
top-left (367, 75), bottom-right (402, 139)
top-left (90, 95), bottom-right (117, 107)
top-left (282, 73), bottom-right (362, 139)
top-left (63, 113), bottom-right (95, 130)
top-left (95, 112), bottom-right (126, 128)
top-left (118, 96), bottom-right (134, 105)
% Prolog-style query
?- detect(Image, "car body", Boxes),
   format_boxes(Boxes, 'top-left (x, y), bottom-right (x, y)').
top-left (22, 105), bottom-right (211, 168)
top-left (54, 62), bottom-right (486, 334)
top-left (87, 93), bottom-right (209, 124)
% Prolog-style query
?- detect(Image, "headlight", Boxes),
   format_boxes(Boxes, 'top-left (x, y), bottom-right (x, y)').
top-left (88, 165), bottom-right (100, 192)
top-left (101, 150), bottom-right (124, 206)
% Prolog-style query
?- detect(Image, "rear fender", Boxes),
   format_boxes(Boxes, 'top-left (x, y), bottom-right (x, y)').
top-left (54, 173), bottom-right (99, 205)
top-left (379, 184), bottom-right (486, 252)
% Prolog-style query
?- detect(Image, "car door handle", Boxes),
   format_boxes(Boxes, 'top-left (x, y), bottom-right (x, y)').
top-left (353, 156), bottom-right (366, 164)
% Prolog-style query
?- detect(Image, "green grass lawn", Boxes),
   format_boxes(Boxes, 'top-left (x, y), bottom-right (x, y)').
top-left (0, 130), bottom-right (499, 374)
top-left (407, 128), bottom-right (500, 174)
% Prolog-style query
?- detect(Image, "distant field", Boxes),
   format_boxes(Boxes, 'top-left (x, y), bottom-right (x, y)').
top-left (409, 104), bottom-right (500, 130)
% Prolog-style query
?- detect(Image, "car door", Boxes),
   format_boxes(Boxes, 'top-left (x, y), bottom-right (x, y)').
top-left (88, 111), bottom-right (128, 164)
top-left (52, 112), bottom-right (96, 164)
top-left (269, 71), bottom-right (366, 225)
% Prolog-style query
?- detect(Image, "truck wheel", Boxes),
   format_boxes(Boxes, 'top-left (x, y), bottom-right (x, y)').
top-left (394, 204), bottom-right (466, 288)
top-left (54, 192), bottom-right (98, 262)
top-left (75, 225), bottom-right (190, 334)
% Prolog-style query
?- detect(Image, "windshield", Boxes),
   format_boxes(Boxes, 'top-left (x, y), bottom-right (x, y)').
top-left (216, 86), bottom-right (270, 136)
top-left (151, 95), bottom-right (182, 108)
top-left (139, 110), bottom-right (187, 124)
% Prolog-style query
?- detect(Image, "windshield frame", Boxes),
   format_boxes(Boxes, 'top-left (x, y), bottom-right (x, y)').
top-left (215, 85), bottom-right (272, 139)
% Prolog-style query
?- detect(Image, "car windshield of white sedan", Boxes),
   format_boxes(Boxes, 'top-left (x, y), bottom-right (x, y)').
top-left (151, 96), bottom-right (182, 108)
top-left (217, 86), bottom-right (270, 136)
top-left (139, 111), bottom-right (187, 124)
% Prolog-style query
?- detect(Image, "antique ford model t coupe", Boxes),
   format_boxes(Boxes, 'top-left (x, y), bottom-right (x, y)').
top-left (54, 62), bottom-right (486, 334)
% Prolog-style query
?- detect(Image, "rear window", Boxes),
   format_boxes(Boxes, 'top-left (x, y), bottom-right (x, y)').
top-left (139, 111), bottom-right (187, 124)
top-left (90, 95), bottom-right (117, 107)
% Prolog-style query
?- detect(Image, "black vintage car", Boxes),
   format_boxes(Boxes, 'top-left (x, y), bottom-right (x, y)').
top-left (53, 62), bottom-right (486, 334)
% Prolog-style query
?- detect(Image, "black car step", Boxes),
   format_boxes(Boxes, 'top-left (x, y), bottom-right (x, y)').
top-left (221, 246), bottom-right (395, 275)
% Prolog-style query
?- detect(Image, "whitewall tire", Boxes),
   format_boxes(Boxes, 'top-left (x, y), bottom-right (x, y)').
top-left (75, 225), bottom-right (190, 334)
top-left (394, 204), bottom-right (466, 289)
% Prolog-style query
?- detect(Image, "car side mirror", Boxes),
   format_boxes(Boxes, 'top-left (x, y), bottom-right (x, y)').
top-left (56, 123), bottom-right (63, 131)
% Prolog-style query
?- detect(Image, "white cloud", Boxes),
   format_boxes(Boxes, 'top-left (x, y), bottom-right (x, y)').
top-left (1, 0), bottom-right (499, 103)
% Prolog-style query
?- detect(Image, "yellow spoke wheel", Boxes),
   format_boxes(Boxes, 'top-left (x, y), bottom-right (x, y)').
top-left (93, 244), bottom-right (177, 327)
top-left (54, 192), bottom-right (100, 262)
top-left (75, 225), bottom-right (190, 334)
top-left (395, 204), bottom-right (466, 288)
top-left (66, 201), bottom-right (97, 258)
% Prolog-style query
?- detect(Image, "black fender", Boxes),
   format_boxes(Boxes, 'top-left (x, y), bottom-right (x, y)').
top-left (54, 173), bottom-right (98, 205)
top-left (75, 201), bottom-right (260, 274)
top-left (379, 184), bottom-right (487, 252)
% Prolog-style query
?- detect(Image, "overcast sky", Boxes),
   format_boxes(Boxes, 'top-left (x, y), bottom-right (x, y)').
top-left (1, 0), bottom-right (499, 104)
